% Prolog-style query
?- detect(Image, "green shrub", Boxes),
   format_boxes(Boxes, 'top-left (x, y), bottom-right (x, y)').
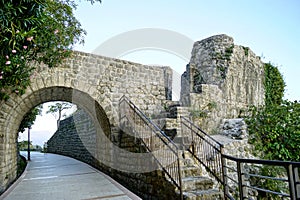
top-left (245, 62), bottom-right (300, 198)
top-left (246, 63), bottom-right (299, 161)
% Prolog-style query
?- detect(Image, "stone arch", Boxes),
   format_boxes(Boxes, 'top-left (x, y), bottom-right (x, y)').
top-left (0, 51), bottom-right (172, 193)
top-left (0, 85), bottom-right (111, 193)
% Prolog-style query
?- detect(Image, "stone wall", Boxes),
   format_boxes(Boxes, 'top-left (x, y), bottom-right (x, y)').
top-left (61, 51), bottom-right (173, 126)
top-left (181, 34), bottom-right (264, 133)
top-left (0, 34), bottom-right (266, 194)
top-left (212, 118), bottom-right (257, 199)
top-left (0, 50), bottom-right (173, 194)
top-left (213, 118), bottom-right (255, 160)
top-left (47, 109), bottom-right (97, 163)
top-left (47, 109), bottom-right (180, 200)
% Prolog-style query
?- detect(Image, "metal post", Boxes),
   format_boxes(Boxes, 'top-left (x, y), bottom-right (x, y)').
top-left (294, 166), bottom-right (300, 199)
top-left (221, 150), bottom-right (228, 198)
top-left (189, 118), bottom-right (195, 155)
top-left (287, 164), bottom-right (296, 200)
top-left (237, 161), bottom-right (245, 199)
top-left (177, 151), bottom-right (183, 200)
top-left (27, 128), bottom-right (31, 161)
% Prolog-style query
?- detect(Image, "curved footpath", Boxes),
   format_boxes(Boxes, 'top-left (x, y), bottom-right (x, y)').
top-left (0, 152), bottom-right (141, 200)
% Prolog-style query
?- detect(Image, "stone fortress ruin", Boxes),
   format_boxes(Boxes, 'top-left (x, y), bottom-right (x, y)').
top-left (0, 34), bottom-right (268, 199)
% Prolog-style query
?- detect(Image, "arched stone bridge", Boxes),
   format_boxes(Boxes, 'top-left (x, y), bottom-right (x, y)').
top-left (0, 51), bottom-right (173, 193)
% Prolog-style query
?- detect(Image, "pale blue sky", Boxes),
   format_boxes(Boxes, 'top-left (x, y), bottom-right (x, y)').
top-left (74, 0), bottom-right (300, 101)
top-left (23, 0), bottom-right (300, 146)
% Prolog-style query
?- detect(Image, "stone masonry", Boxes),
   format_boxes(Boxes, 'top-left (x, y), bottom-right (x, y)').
top-left (0, 34), bottom-right (266, 197)
top-left (181, 34), bottom-right (264, 133)
top-left (47, 108), bottom-right (180, 199)
top-left (0, 51), bottom-right (172, 193)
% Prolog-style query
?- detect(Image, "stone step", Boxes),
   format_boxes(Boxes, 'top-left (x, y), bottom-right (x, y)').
top-left (151, 118), bottom-right (167, 129)
top-left (179, 157), bottom-right (196, 167)
top-left (173, 136), bottom-right (191, 148)
top-left (183, 189), bottom-right (224, 200)
top-left (167, 100), bottom-right (180, 105)
top-left (182, 176), bottom-right (214, 192)
top-left (168, 106), bottom-right (190, 118)
top-left (180, 166), bottom-right (202, 178)
top-left (164, 118), bottom-right (179, 129)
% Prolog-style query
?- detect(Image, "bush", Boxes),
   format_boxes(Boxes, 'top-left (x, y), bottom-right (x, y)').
top-left (246, 100), bottom-right (300, 161)
top-left (245, 63), bottom-right (300, 198)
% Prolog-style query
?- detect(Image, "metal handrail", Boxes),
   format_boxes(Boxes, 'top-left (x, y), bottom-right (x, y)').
top-left (181, 116), bottom-right (223, 147)
top-left (222, 154), bottom-right (300, 200)
top-left (180, 116), bottom-right (300, 199)
top-left (180, 116), bottom-right (225, 184)
top-left (222, 154), bottom-right (300, 165)
top-left (119, 96), bottom-right (183, 199)
top-left (120, 96), bottom-right (178, 147)
top-left (119, 96), bottom-right (300, 199)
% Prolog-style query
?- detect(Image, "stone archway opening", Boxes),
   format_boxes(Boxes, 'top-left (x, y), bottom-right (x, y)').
top-left (0, 86), bottom-right (111, 193)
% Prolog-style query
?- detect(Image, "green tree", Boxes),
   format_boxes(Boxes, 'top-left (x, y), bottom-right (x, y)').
top-left (246, 63), bottom-right (300, 161)
top-left (245, 63), bottom-right (299, 199)
top-left (18, 104), bottom-right (43, 133)
top-left (0, 0), bottom-right (101, 100)
top-left (46, 102), bottom-right (74, 129)
top-left (247, 100), bottom-right (300, 161)
top-left (18, 140), bottom-right (32, 150)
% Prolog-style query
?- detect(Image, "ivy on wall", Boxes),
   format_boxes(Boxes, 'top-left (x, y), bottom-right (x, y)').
top-left (245, 63), bottom-right (299, 198)
top-left (264, 63), bottom-right (285, 107)
top-left (246, 63), bottom-right (299, 161)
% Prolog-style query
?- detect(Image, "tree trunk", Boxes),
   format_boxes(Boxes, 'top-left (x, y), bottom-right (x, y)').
top-left (57, 109), bottom-right (62, 130)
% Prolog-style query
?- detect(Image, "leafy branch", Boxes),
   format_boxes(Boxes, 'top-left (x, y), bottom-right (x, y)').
top-left (0, 0), bottom-right (101, 100)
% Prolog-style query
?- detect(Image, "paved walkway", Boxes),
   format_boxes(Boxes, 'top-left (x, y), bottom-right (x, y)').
top-left (1, 152), bottom-right (141, 200)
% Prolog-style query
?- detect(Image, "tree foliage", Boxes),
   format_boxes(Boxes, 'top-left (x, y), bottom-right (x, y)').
top-left (0, 0), bottom-right (101, 100)
top-left (18, 140), bottom-right (32, 150)
top-left (46, 102), bottom-right (73, 129)
top-left (245, 63), bottom-right (299, 198)
top-left (246, 63), bottom-right (300, 162)
top-left (264, 63), bottom-right (285, 107)
top-left (18, 104), bottom-right (43, 133)
top-left (247, 100), bottom-right (300, 161)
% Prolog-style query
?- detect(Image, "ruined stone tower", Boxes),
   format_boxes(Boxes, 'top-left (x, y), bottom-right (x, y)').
top-left (181, 34), bottom-right (265, 133)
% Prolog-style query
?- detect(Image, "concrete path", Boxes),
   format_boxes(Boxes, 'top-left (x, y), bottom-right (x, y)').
top-left (1, 152), bottom-right (141, 200)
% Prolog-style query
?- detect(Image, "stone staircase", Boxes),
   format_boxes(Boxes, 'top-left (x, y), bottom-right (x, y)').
top-left (119, 97), bottom-right (223, 199)
top-left (179, 151), bottom-right (223, 200)
top-left (152, 101), bottom-right (190, 146)
top-left (154, 101), bottom-right (224, 200)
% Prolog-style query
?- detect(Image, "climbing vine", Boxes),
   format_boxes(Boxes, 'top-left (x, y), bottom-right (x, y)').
top-left (264, 63), bottom-right (285, 107)
top-left (245, 63), bottom-right (299, 198)
top-left (246, 63), bottom-right (299, 161)
top-left (247, 100), bottom-right (300, 161)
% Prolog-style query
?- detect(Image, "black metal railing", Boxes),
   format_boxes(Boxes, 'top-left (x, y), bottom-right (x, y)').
top-left (180, 116), bottom-right (300, 200)
top-left (119, 96), bottom-right (183, 199)
top-left (119, 98), bottom-right (300, 199)
top-left (180, 116), bottom-right (225, 184)
top-left (222, 154), bottom-right (300, 200)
